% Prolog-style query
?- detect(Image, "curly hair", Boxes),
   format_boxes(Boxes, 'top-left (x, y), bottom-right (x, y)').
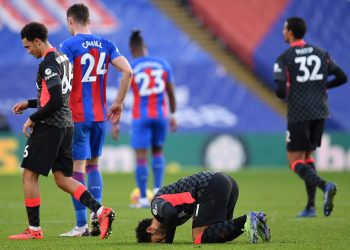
top-left (20, 22), bottom-right (48, 42)
top-left (135, 218), bottom-right (153, 243)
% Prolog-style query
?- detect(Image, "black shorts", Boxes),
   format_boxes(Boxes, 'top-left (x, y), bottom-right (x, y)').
top-left (192, 173), bottom-right (239, 228)
top-left (287, 119), bottom-right (324, 151)
top-left (21, 123), bottom-right (73, 177)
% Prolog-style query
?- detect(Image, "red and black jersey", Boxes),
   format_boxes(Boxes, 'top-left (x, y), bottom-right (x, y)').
top-left (273, 40), bottom-right (340, 123)
top-left (151, 171), bottom-right (216, 242)
top-left (34, 48), bottom-right (73, 128)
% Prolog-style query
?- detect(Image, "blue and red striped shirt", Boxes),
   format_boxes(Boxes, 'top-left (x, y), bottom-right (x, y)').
top-left (130, 56), bottom-right (174, 120)
top-left (60, 34), bottom-right (121, 122)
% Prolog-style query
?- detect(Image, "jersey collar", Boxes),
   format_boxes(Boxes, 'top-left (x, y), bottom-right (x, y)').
top-left (291, 40), bottom-right (306, 47)
top-left (42, 47), bottom-right (57, 58)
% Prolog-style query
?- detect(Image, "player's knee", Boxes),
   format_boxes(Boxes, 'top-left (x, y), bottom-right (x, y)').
top-left (53, 173), bottom-right (67, 190)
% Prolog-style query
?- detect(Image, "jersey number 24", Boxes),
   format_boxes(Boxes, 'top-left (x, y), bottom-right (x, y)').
top-left (81, 52), bottom-right (107, 82)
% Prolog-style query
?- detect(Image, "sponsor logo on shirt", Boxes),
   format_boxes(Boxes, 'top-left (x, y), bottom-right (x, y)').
top-left (152, 204), bottom-right (158, 215)
top-left (44, 68), bottom-right (58, 81)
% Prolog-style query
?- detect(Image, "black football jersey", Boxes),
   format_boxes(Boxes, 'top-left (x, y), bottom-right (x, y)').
top-left (151, 171), bottom-right (215, 226)
top-left (273, 43), bottom-right (339, 122)
top-left (35, 49), bottom-right (73, 127)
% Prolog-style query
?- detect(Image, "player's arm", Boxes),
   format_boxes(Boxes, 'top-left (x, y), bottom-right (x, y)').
top-left (29, 65), bottom-right (63, 122)
top-left (164, 61), bottom-right (177, 131)
top-left (159, 202), bottom-right (178, 243)
top-left (326, 57), bottom-right (348, 89)
top-left (273, 56), bottom-right (288, 99)
top-left (108, 56), bottom-right (133, 123)
top-left (166, 82), bottom-right (177, 131)
top-left (275, 80), bottom-right (287, 99)
top-left (12, 99), bottom-right (37, 114)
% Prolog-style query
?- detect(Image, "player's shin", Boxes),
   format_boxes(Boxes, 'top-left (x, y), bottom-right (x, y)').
top-left (87, 164), bottom-right (103, 203)
top-left (73, 185), bottom-right (102, 213)
top-left (196, 216), bottom-right (246, 244)
top-left (292, 160), bottom-right (326, 190)
top-left (152, 153), bottom-right (165, 190)
top-left (25, 197), bottom-right (41, 228)
top-left (136, 159), bottom-right (148, 198)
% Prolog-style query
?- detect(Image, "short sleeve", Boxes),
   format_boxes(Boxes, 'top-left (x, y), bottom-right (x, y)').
top-left (59, 42), bottom-right (74, 64)
top-left (162, 60), bottom-right (174, 84)
top-left (273, 55), bottom-right (287, 82)
top-left (107, 40), bottom-right (122, 61)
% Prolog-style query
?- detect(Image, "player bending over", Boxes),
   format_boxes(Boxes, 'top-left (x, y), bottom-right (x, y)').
top-left (136, 171), bottom-right (271, 244)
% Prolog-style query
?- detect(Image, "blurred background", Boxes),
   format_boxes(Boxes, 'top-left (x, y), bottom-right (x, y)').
top-left (1, 0), bottom-right (350, 174)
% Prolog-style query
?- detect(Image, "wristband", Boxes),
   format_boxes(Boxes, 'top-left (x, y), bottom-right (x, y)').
top-left (28, 99), bottom-right (37, 108)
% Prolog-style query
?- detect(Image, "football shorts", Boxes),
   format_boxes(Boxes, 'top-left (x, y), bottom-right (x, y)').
top-left (286, 119), bottom-right (324, 151)
top-left (72, 121), bottom-right (105, 160)
top-left (131, 118), bottom-right (167, 149)
top-left (21, 123), bottom-right (73, 177)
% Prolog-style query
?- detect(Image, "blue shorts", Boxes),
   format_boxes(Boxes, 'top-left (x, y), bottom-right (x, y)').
top-left (73, 121), bottom-right (105, 160)
top-left (131, 118), bottom-right (167, 149)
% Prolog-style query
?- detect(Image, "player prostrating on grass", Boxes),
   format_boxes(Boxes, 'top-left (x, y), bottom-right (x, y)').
top-left (273, 17), bottom-right (347, 217)
top-left (136, 172), bottom-right (271, 244)
top-left (112, 30), bottom-right (176, 208)
top-left (59, 3), bottom-right (132, 237)
top-left (9, 22), bottom-right (115, 240)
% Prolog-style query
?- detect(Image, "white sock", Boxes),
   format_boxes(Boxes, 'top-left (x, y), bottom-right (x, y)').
top-left (139, 197), bottom-right (149, 205)
top-left (153, 187), bottom-right (160, 194)
top-left (29, 225), bottom-right (41, 231)
top-left (76, 224), bottom-right (88, 230)
top-left (96, 206), bottom-right (104, 217)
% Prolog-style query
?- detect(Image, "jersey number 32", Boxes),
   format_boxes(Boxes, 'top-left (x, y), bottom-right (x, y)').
top-left (294, 55), bottom-right (323, 83)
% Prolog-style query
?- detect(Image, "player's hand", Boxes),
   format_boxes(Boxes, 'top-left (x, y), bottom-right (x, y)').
top-left (169, 117), bottom-right (177, 132)
top-left (107, 103), bottom-right (123, 124)
top-left (23, 118), bottom-right (35, 137)
top-left (111, 123), bottom-right (120, 140)
top-left (12, 101), bottom-right (29, 114)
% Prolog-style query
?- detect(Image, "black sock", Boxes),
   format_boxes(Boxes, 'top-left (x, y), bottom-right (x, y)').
top-left (294, 163), bottom-right (326, 191)
top-left (305, 163), bottom-right (317, 208)
top-left (201, 215), bottom-right (247, 243)
top-left (79, 190), bottom-right (102, 213)
top-left (26, 206), bottom-right (40, 227)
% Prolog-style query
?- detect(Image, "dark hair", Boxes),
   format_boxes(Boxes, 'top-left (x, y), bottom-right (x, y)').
top-left (67, 3), bottom-right (89, 25)
top-left (129, 30), bottom-right (144, 49)
top-left (135, 218), bottom-right (152, 243)
top-left (286, 17), bottom-right (307, 39)
top-left (20, 22), bottom-right (48, 42)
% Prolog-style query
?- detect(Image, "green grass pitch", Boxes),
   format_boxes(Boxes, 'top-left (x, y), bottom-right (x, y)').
top-left (0, 169), bottom-right (349, 249)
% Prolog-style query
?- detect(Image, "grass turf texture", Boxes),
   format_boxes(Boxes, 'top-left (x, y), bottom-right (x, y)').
top-left (1, 169), bottom-right (349, 249)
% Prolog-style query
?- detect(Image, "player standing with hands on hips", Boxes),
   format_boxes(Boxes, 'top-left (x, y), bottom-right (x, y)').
top-left (9, 22), bottom-right (115, 240)
top-left (59, 3), bottom-right (132, 237)
top-left (273, 17), bottom-right (347, 217)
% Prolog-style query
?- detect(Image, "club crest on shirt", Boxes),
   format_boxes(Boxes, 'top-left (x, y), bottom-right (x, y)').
top-left (273, 63), bottom-right (282, 73)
